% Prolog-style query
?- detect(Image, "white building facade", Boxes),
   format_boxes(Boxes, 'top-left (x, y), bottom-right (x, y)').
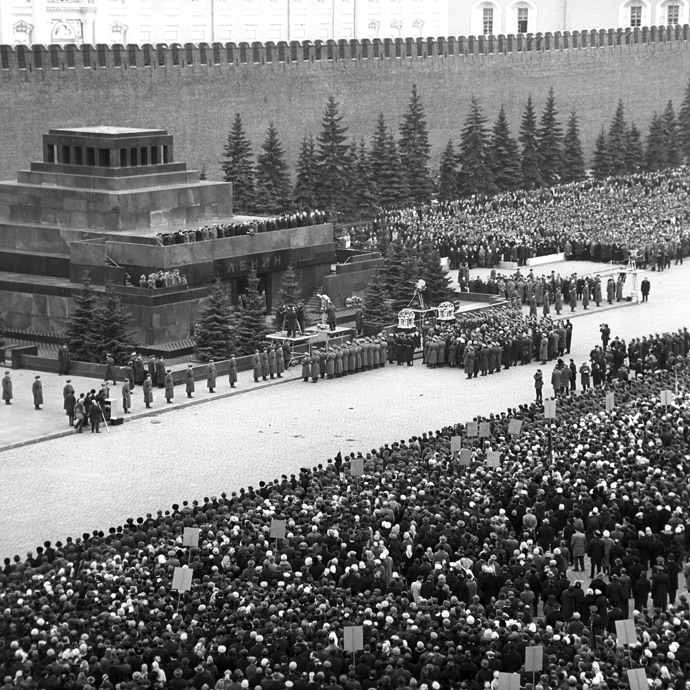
top-left (0, 0), bottom-right (687, 47)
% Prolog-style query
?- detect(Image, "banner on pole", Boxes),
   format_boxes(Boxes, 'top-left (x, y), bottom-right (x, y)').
top-left (524, 646), bottom-right (543, 672)
top-left (544, 400), bottom-right (557, 419)
top-left (182, 527), bottom-right (200, 548)
top-left (343, 626), bottom-right (364, 652)
top-left (450, 436), bottom-right (462, 452)
top-left (172, 566), bottom-right (193, 593)
top-left (270, 519), bottom-right (286, 540)
top-left (497, 673), bottom-right (520, 690)
top-left (615, 619), bottom-right (637, 646)
top-left (486, 451), bottom-right (501, 468)
top-left (605, 392), bottom-right (615, 411)
top-left (351, 457), bottom-right (364, 477)
top-left (508, 419), bottom-right (523, 435)
top-left (458, 449), bottom-right (472, 466)
top-left (466, 422), bottom-right (478, 437)
top-left (479, 422), bottom-right (490, 438)
top-left (626, 669), bottom-right (647, 690)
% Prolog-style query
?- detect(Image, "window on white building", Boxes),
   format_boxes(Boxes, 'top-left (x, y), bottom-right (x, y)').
top-left (667, 4), bottom-right (680, 24)
top-left (517, 7), bottom-right (529, 33)
top-left (483, 7), bottom-right (494, 35)
top-left (630, 5), bottom-right (642, 27)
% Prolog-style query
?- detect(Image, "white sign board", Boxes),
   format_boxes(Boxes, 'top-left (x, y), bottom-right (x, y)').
top-left (479, 422), bottom-right (491, 438)
top-left (497, 673), bottom-right (520, 690)
top-left (660, 390), bottom-right (674, 406)
top-left (343, 625), bottom-right (364, 652)
top-left (544, 399), bottom-right (557, 419)
top-left (605, 392), bottom-right (615, 411)
top-left (458, 449), bottom-right (472, 466)
top-left (270, 519), bottom-right (286, 540)
top-left (626, 669), bottom-right (647, 690)
top-left (182, 527), bottom-right (200, 547)
top-left (351, 457), bottom-right (364, 477)
top-left (524, 646), bottom-right (543, 672)
top-left (615, 619), bottom-right (637, 646)
top-left (508, 419), bottom-right (523, 435)
top-left (450, 436), bottom-right (462, 453)
top-left (466, 422), bottom-right (478, 437)
top-left (486, 451), bottom-right (501, 468)
top-left (172, 566), bottom-right (193, 593)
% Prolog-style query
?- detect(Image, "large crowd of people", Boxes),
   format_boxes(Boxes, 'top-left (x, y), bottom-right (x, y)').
top-left (346, 170), bottom-right (690, 269)
top-left (1, 327), bottom-right (690, 690)
top-left (418, 308), bottom-right (572, 377)
top-left (154, 211), bottom-right (328, 247)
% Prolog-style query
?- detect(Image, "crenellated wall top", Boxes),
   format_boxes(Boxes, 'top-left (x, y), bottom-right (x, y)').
top-left (0, 25), bottom-right (687, 75)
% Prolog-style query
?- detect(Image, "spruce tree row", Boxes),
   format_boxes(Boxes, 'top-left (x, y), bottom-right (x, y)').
top-left (66, 275), bottom-right (136, 365)
top-left (591, 95), bottom-right (689, 179)
top-left (222, 79), bottom-right (690, 220)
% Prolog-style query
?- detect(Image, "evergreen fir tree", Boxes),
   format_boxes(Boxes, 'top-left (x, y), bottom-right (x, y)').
top-left (66, 273), bottom-right (99, 362)
top-left (370, 113), bottom-right (410, 208)
top-left (254, 123), bottom-right (292, 214)
top-left (417, 239), bottom-right (452, 306)
top-left (221, 113), bottom-right (256, 214)
top-left (645, 113), bottom-right (668, 172)
top-left (314, 96), bottom-right (354, 220)
top-left (293, 135), bottom-right (319, 211)
top-left (607, 99), bottom-right (628, 177)
top-left (678, 78), bottom-right (690, 162)
top-left (398, 84), bottom-right (434, 205)
top-left (662, 100), bottom-right (682, 168)
top-left (457, 97), bottom-right (496, 197)
top-left (193, 278), bottom-right (238, 362)
top-left (93, 285), bottom-right (137, 365)
top-left (382, 239), bottom-right (420, 312)
top-left (625, 124), bottom-right (645, 174)
top-left (235, 268), bottom-right (269, 356)
top-left (277, 265), bottom-right (301, 307)
top-left (561, 110), bottom-right (586, 183)
top-left (592, 129), bottom-right (611, 179)
top-left (536, 87), bottom-right (563, 186)
top-left (349, 139), bottom-right (379, 220)
top-left (437, 140), bottom-right (460, 202)
top-left (490, 105), bottom-right (522, 192)
top-left (363, 272), bottom-right (393, 325)
top-left (519, 95), bottom-right (543, 189)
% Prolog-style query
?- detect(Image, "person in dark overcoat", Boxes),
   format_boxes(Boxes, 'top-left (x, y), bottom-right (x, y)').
top-left (64, 388), bottom-right (76, 427)
top-left (228, 355), bottom-right (238, 388)
top-left (122, 379), bottom-right (131, 414)
top-left (207, 360), bottom-right (217, 391)
top-left (32, 375), bottom-right (43, 410)
top-left (164, 369), bottom-right (175, 403)
top-left (185, 364), bottom-right (195, 398)
top-left (2, 371), bottom-right (12, 405)
top-left (57, 344), bottom-right (70, 376)
top-left (143, 374), bottom-right (154, 409)
top-left (105, 354), bottom-right (116, 385)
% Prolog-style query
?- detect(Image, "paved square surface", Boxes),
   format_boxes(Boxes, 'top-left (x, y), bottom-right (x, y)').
top-left (0, 261), bottom-right (686, 558)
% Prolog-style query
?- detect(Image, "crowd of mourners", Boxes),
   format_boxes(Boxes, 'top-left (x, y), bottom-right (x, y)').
top-left (418, 307), bottom-right (572, 378)
top-left (154, 211), bottom-right (328, 247)
top-left (347, 170), bottom-right (690, 269)
top-left (2, 327), bottom-right (690, 690)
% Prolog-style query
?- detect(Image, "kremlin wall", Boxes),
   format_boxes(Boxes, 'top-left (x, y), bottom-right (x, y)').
top-left (0, 26), bottom-right (689, 182)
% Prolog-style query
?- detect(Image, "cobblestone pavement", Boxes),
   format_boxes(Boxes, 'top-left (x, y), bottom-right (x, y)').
top-left (0, 261), bottom-right (687, 559)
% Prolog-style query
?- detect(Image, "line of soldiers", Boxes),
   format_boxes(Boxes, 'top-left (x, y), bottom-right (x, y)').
top-left (251, 343), bottom-right (292, 382)
top-left (300, 336), bottom-right (394, 382)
